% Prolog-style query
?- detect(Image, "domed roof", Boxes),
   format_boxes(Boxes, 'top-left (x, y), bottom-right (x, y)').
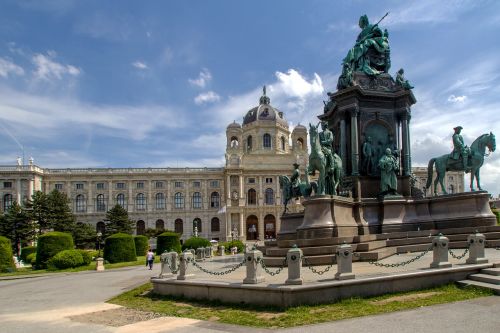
top-left (294, 123), bottom-right (307, 130)
top-left (227, 121), bottom-right (241, 129)
top-left (242, 86), bottom-right (288, 127)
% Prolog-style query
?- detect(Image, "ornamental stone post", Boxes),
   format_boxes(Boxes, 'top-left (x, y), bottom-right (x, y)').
top-left (285, 246), bottom-right (303, 285)
top-left (204, 247), bottom-right (212, 258)
top-left (195, 248), bottom-right (205, 261)
top-left (243, 249), bottom-right (265, 284)
top-left (335, 243), bottom-right (355, 280)
top-left (177, 251), bottom-right (194, 280)
top-left (466, 232), bottom-right (488, 264)
top-left (218, 245), bottom-right (225, 256)
top-left (95, 257), bottom-right (105, 271)
top-left (159, 252), bottom-right (171, 278)
top-left (430, 234), bottom-right (452, 268)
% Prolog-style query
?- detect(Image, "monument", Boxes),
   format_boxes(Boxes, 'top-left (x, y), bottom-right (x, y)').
top-left (272, 13), bottom-right (497, 258)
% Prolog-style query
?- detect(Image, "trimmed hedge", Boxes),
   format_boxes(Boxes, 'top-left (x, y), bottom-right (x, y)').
top-left (78, 250), bottom-right (93, 265)
top-left (103, 233), bottom-right (137, 263)
top-left (222, 240), bottom-right (245, 254)
top-left (47, 249), bottom-right (84, 270)
top-left (0, 236), bottom-right (15, 272)
top-left (181, 237), bottom-right (211, 251)
top-left (156, 231), bottom-right (181, 254)
top-left (134, 235), bottom-right (149, 256)
top-left (36, 232), bottom-right (74, 269)
top-left (20, 246), bottom-right (37, 263)
top-left (26, 253), bottom-right (36, 266)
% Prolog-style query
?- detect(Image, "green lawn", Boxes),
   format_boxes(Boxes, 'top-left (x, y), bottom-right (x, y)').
top-left (0, 256), bottom-right (160, 277)
top-left (108, 282), bottom-right (493, 328)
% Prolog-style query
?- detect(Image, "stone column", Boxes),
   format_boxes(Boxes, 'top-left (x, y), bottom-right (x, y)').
top-left (401, 109), bottom-right (411, 176)
top-left (340, 116), bottom-right (347, 168)
top-left (28, 177), bottom-right (34, 201)
top-left (285, 246), bottom-right (303, 285)
top-left (350, 108), bottom-right (360, 176)
top-left (466, 232), bottom-right (488, 264)
top-left (88, 181), bottom-right (93, 213)
top-left (177, 251), bottom-right (194, 280)
top-left (218, 245), bottom-right (225, 256)
top-left (128, 180), bottom-right (133, 213)
top-left (335, 243), bottom-right (355, 280)
top-left (430, 234), bottom-right (452, 268)
top-left (239, 212), bottom-right (244, 238)
top-left (226, 175), bottom-right (231, 206)
top-left (239, 175), bottom-right (245, 207)
top-left (16, 178), bottom-right (22, 204)
top-left (258, 176), bottom-right (263, 206)
top-left (243, 249), bottom-right (265, 284)
top-left (147, 180), bottom-right (153, 212)
top-left (108, 181), bottom-right (113, 211)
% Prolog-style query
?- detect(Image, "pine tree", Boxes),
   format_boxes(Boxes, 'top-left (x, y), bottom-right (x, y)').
top-left (47, 190), bottom-right (76, 233)
top-left (1, 202), bottom-right (36, 256)
top-left (73, 222), bottom-right (97, 249)
top-left (25, 191), bottom-right (50, 235)
top-left (105, 204), bottom-right (135, 237)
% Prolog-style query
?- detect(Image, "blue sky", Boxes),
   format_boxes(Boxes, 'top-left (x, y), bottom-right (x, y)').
top-left (0, 0), bottom-right (499, 196)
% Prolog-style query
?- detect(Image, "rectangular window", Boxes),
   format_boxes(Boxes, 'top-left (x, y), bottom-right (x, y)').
top-left (174, 181), bottom-right (183, 188)
top-left (116, 182), bottom-right (125, 189)
top-left (248, 178), bottom-right (256, 184)
top-left (155, 181), bottom-right (163, 189)
top-left (137, 182), bottom-right (144, 189)
top-left (193, 181), bottom-right (201, 188)
top-left (55, 183), bottom-right (63, 190)
top-left (3, 182), bottom-right (12, 188)
top-left (96, 183), bottom-right (105, 190)
top-left (76, 183), bottom-right (84, 190)
top-left (265, 177), bottom-right (273, 184)
top-left (209, 180), bottom-right (219, 188)
top-left (230, 176), bottom-right (238, 186)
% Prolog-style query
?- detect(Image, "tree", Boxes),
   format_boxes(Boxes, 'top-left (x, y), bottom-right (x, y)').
top-left (72, 222), bottom-right (97, 249)
top-left (47, 190), bottom-right (76, 233)
top-left (104, 204), bottom-right (135, 237)
top-left (0, 202), bottom-right (36, 256)
top-left (25, 191), bottom-right (50, 235)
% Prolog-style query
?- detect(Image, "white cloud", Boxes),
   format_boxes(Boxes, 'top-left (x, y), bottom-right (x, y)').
top-left (189, 68), bottom-right (212, 88)
top-left (274, 69), bottom-right (324, 99)
top-left (0, 57), bottom-right (25, 78)
top-left (132, 61), bottom-right (148, 70)
top-left (32, 53), bottom-right (81, 81)
top-left (194, 91), bottom-right (221, 105)
top-left (447, 94), bottom-right (467, 103)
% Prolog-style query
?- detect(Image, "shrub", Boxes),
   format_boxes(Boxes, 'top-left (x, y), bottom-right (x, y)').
top-left (20, 246), bottom-right (37, 263)
top-left (86, 249), bottom-right (100, 260)
top-left (156, 231), bottom-right (181, 254)
top-left (493, 209), bottom-right (500, 225)
top-left (26, 253), bottom-right (36, 266)
top-left (103, 233), bottom-right (136, 263)
top-left (0, 236), bottom-right (15, 272)
top-left (134, 235), bottom-right (149, 256)
top-left (78, 250), bottom-right (93, 265)
top-left (36, 232), bottom-right (74, 269)
top-left (181, 237), bottom-right (211, 251)
top-left (47, 249), bottom-right (84, 270)
top-left (222, 240), bottom-right (245, 254)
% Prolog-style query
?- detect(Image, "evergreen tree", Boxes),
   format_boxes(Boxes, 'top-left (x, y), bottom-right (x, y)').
top-left (0, 202), bottom-right (36, 256)
top-left (105, 204), bottom-right (135, 237)
top-left (25, 191), bottom-right (50, 235)
top-left (72, 222), bottom-right (97, 249)
top-left (47, 190), bottom-right (76, 233)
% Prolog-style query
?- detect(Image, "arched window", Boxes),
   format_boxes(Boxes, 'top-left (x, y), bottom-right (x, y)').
top-left (175, 218), bottom-right (183, 234)
top-left (230, 136), bottom-right (239, 148)
top-left (136, 220), bottom-right (145, 235)
top-left (96, 221), bottom-right (105, 234)
top-left (247, 135), bottom-right (253, 152)
top-left (264, 214), bottom-right (276, 239)
top-left (247, 188), bottom-right (257, 205)
top-left (155, 193), bottom-right (165, 209)
top-left (193, 218), bottom-right (202, 233)
top-left (96, 194), bottom-right (106, 212)
top-left (263, 133), bottom-right (271, 148)
top-left (75, 194), bottom-right (86, 212)
top-left (3, 194), bottom-right (13, 211)
top-left (448, 184), bottom-right (455, 194)
top-left (174, 192), bottom-right (184, 209)
top-left (136, 193), bottom-right (146, 210)
top-left (281, 136), bottom-right (286, 151)
top-left (210, 192), bottom-right (220, 208)
top-left (117, 193), bottom-right (126, 208)
top-left (297, 137), bottom-right (304, 150)
top-left (265, 188), bottom-right (274, 205)
top-left (156, 219), bottom-right (165, 231)
top-left (192, 192), bottom-right (202, 209)
top-left (211, 217), bottom-right (220, 232)
top-left (246, 215), bottom-right (258, 241)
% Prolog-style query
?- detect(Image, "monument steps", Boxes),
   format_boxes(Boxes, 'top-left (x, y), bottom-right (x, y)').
top-left (481, 268), bottom-right (500, 276)
top-left (469, 273), bottom-right (500, 285)
top-left (458, 267), bottom-right (500, 295)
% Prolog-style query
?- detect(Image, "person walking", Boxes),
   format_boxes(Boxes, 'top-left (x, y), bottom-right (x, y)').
top-left (146, 249), bottom-right (155, 270)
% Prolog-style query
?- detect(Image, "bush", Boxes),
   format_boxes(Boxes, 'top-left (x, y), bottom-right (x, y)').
top-left (36, 232), bottom-right (74, 269)
top-left (222, 240), bottom-right (245, 254)
top-left (20, 246), bottom-right (37, 263)
top-left (78, 250), bottom-right (93, 265)
top-left (156, 231), bottom-right (182, 254)
top-left (26, 253), bottom-right (36, 266)
top-left (493, 209), bottom-right (500, 225)
top-left (103, 233), bottom-right (137, 263)
top-left (85, 249), bottom-right (100, 260)
top-left (0, 236), bottom-right (15, 272)
top-left (181, 237), bottom-right (211, 251)
top-left (134, 235), bottom-right (149, 256)
top-left (47, 249), bottom-right (84, 270)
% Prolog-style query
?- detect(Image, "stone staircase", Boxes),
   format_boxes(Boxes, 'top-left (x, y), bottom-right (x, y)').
top-left (457, 263), bottom-right (500, 295)
top-left (263, 225), bottom-right (500, 266)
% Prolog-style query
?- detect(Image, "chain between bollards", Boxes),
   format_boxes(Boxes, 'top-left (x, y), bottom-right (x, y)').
top-left (366, 245), bottom-right (433, 268)
top-left (258, 257), bottom-right (287, 276)
top-left (448, 243), bottom-right (470, 260)
top-left (302, 255), bottom-right (335, 275)
top-left (186, 257), bottom-right (246, 276)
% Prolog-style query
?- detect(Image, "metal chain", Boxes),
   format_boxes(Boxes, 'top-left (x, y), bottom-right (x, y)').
top-left (368, 245), bottom-right (433, 268)
top-left (448, 245), bottom-right (470, 260)
top-left (187, 257), bottom-right (246, 276)
top-left (258, 257), bottom-right (287, 276)
top-left (302, 255), bottom-right (335, 275)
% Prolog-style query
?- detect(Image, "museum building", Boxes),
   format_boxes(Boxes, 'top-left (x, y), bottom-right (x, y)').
top-left (0, 89), bottom-right (462, 242)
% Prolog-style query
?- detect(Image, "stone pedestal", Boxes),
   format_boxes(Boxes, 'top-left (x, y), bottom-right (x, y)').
top-left (95, 258), bottom-right (104, 271)
top-left (195, 248), bottom-right (204, 261)
top-left (285, 246), bottom-right (303, 285)
top-left (466, 232), bottom-right (488, 264)
top-left (177, 252), bottom-right (194, 280)
top-left (335, 243), bottom-right (355, 280)
top-left (430, 235), bottom-right (452, 269)
top-left (243, 249), bottom-right (265, 284)
top-left (218, 246), bottom-right (225, 256)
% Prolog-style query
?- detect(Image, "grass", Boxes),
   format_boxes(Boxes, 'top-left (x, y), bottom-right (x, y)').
top-left (0, 256), bottom-right (160, 277)
top-left (108, 282), bottom-right (493, 328)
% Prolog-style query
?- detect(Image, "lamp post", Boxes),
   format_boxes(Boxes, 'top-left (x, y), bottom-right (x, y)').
top-left (96, 231), bottom-right (102, 258)
top-left (95, 231), bottom-right (104, 271)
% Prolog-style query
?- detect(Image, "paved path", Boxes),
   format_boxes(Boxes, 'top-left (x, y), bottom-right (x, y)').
top-left (1, 253), bottom-right (499, 333)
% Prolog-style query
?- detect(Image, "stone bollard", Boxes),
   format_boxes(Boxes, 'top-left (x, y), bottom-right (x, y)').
top-left (195, 248), bottom-right (205, 261)
top-left (177, 251), bottom-right (194, 280)
top-left (159, 252), bottom-right (172, 278)
top-left (430, 234), bottom-right (452, 268)
top-left (218, 245), bottom-right (225, 256)
top-left (204, 247), bottom-right (212, 258)
top-left (466, 232), bottom-right (488, 264)
top-left (189, 249), bottom-right (195, 256)
top-left (285, 246), bottom-right (303, 285)
top-left (335, 243), bottom-right (355, 280)
top-left (243, 249), bottom-right (265, 284)
top-left (95, 257), bottom-right (105, 271)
